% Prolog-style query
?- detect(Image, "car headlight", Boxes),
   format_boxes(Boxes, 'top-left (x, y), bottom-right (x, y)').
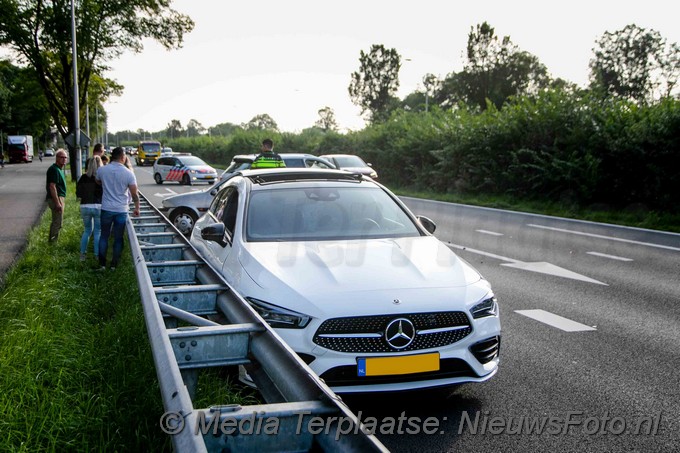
top-left (471, 296), bottom-right (498, 319)
top-left (246, 297), bottom-right (311, 328)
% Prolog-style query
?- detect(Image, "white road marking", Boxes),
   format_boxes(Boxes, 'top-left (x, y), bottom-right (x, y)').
top-left (515, 309), bottom-right (597, 332)
top-left (448, 243), bottom-right (519, 263)
top-left (153, 188), bottom-right (178, 198)
top-left (476, 229), bottom-right (504, 236)
top-left (502, 261), bottom-right (607, 285)
top-left (587, 251), bottom-right (633, 262)
top-left (448, 243), bottom-right (607, 285)
top-left (527, 223), bottom-right (680, 252)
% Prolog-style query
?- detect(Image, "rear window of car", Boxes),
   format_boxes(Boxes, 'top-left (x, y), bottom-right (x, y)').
top-left (246, 185), bottom-right (420, 242)
top-left (282, 158), bottom-right (305, 168)
top-left (333, 155), bottom-right (366, 167)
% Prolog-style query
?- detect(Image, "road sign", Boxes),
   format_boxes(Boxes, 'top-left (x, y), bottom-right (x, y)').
top-left (64, 130), bottom-right (91, 148)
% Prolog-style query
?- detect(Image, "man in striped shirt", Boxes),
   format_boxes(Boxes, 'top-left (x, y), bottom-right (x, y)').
top-left (250, 138), bottom-right (286, 169)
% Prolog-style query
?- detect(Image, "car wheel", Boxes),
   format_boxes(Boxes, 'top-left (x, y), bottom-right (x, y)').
top-left (154, 173), bottom-right (163, 184)
top-left (181, 174), bottom-right (191, 186)
top-left (170, 208), bottom-right (198, 236)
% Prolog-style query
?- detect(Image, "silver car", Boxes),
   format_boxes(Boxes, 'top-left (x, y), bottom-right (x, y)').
top-left (159, 176), bottom-right (233, 235)
top-left (219, 153), bottom-right (336, 182)
top-left (319, 154), bottom-right (378, 179)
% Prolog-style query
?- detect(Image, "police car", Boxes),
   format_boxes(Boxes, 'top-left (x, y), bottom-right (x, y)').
top-left (153, 154), bottom-right (218, 185)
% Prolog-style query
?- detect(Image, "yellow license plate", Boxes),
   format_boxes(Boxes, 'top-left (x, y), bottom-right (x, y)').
top-left (205, 175), bottom-right (214, 179)
top-left (357, 352), bottom-right (440, 377)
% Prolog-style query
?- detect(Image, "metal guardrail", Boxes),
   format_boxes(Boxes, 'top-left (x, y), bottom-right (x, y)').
top-left (127, 192), bottom-right (389, 452)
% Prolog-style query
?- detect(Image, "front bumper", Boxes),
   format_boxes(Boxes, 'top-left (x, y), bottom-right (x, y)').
top-left (190, 173), bottom-right (217, 183)
top-left (276, 315), bottom-right (501, 393)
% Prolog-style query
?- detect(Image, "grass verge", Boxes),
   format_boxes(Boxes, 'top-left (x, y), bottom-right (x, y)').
top-left (0, 183), bottom-right (256, 451)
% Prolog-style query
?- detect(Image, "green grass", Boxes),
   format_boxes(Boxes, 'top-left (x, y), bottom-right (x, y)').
top-left (393, 187), bottom-right (680, 234)
top-left (0, 184), bottom-right (255, 451)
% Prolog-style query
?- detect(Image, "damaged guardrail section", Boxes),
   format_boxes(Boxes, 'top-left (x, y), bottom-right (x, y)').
top-left (126, 192), bottom-right (388, 452)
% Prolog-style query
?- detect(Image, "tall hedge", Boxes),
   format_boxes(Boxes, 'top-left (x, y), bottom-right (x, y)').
top-left (163, 91), bottom-right (679, 212)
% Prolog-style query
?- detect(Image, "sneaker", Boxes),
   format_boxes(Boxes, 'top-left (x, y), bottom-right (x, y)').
top-left (110, 266), bottom-right (116, 271)
top-left (80, 253), bottom-right (87, 262)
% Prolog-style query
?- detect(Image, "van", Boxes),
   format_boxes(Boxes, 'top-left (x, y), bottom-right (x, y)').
top-left (135, 140), bottom-right (162, 166)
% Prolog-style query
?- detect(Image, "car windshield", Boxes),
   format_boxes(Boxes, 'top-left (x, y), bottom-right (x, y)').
top-left (246, 185), bottom-right (420, 241)
top-left (142, 143), bottom-right (161, 152)
top-left (179, 156), bottom-right (208, 166)
top-left (333, 155), bottom-right (367, 167)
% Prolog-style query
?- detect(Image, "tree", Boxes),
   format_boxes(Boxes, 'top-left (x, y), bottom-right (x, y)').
top-left (402, 74), bottom-right (440, 112)
top-left (589, 24), bottom-right (680, 103)
top-left (314, 106), bottom-right (338, 131)
top-left (186, 118), bottom-right (205, 137)
top-left (243, 114), bottom-right (279, 132)
top-left (166, 119), bottom-right (182, 139)
top-left (348, 44), bottom-right (401, 123)
top-left (0, 0), bottom-right (194, 178)
top-left (437, 22), bottom-right (549, 110)
top-left (0, 59), bottom-right (53, 142)
top-left (210, 122), bottom-right (242, 136)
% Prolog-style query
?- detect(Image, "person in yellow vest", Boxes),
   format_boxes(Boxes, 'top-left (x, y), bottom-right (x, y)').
top-left (250, 138), bottom-right (286, 169)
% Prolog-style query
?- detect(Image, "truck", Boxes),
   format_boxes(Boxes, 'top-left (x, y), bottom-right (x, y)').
top-left (7, 135), bottom-right (34, 163)
top-left (135, 140), bottom-right (162, 166)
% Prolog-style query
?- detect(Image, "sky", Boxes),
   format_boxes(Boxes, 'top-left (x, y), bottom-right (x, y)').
top-left (103, 0), bottom-right (680, 134)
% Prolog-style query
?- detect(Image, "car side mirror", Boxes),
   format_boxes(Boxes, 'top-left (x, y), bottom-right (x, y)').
top-left (417, 215), bottom-right (436, 234)
top-left (367, 162), bottom-right (373, 167)
top-left (209, 188), bottom-right (218, 196)
top-left (201, 222), bottom-right (228, 246)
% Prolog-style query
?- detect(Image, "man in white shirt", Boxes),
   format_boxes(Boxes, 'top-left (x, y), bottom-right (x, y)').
top-left (96, 147), bottom-right (140, 270)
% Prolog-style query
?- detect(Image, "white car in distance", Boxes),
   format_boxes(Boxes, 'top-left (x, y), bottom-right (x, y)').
top-left (189, 168), bottom-right (501, 393)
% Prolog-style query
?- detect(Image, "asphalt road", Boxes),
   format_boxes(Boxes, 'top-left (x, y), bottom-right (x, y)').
top-left (0, 157), bottom-right (51, 284)
top-left (101, 166), bottom-right (680, 451)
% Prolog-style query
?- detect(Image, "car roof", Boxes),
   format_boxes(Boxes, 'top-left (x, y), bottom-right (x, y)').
top-left (234, 168), bottom-right (366, 185)
top-left (231, 153), bottom-right (332, 160)
top-left (320, 154), bottom-right (360, 158)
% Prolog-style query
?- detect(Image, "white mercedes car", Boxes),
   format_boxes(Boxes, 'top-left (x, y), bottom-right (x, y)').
top-left (190, 169), bottom-right (500, 393)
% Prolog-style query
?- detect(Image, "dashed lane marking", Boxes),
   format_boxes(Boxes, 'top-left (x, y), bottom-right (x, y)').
top-left (527, 224), bottom-right (680, 252)
top-left (586, 251), bottom-right (633, 262)
top-left (476, 229), bottom-right (504, 236)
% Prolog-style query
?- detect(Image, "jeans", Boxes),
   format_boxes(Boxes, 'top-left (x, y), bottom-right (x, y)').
top-left (99, 210), bottom-right (128, 267)
top-left (80, 206), bottom-right (101, 255)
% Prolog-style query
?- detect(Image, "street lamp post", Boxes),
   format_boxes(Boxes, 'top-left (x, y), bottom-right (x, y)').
top-left (70, 0), bottom-right (82, 178)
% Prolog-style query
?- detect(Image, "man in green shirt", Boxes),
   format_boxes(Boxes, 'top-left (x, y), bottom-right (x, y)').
top-left (250, 138), bottom-right (286, 169)
top-left (46, 149), bottom-right (68, 242)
